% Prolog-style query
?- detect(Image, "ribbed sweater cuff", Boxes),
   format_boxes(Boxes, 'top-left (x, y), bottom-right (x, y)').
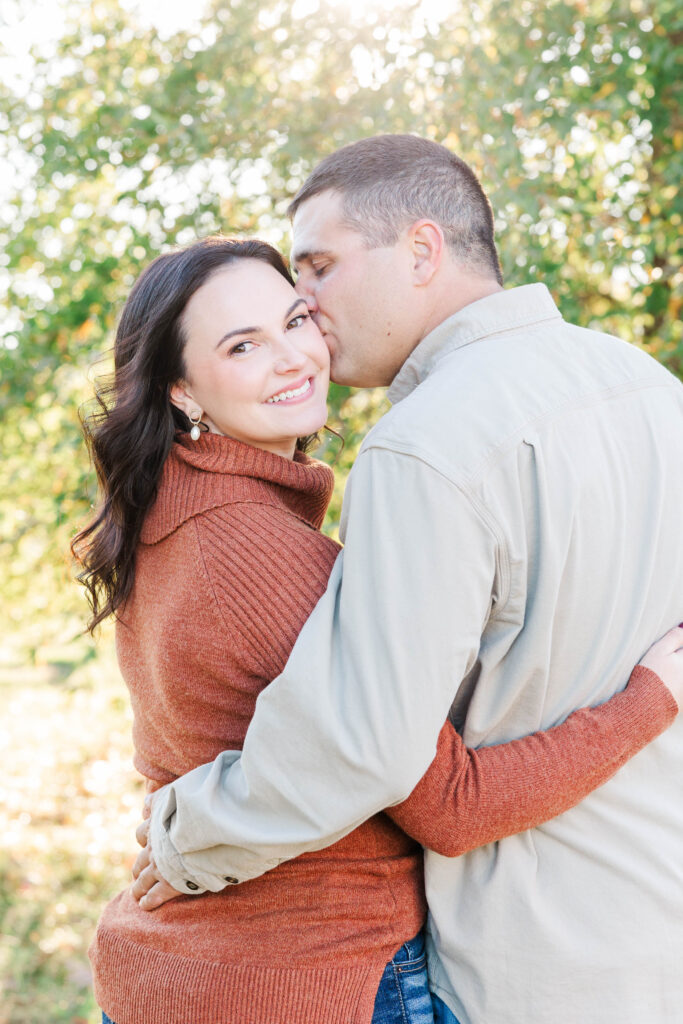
top-left (609, 665), bottom-right (678, 750)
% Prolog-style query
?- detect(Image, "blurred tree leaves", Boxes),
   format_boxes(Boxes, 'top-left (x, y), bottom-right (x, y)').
top-left (1, 0), bottom-right (681, 659)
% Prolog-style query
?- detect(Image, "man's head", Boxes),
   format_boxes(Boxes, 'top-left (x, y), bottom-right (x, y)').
top-left (289, 134), bottom-right (503, 387)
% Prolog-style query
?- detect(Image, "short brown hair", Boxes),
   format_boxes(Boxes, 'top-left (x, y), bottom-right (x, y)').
top-left (288, 134), bottom-right (503, 285)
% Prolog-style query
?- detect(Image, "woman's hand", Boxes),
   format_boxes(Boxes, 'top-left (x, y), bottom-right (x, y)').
top-left (638, 625), bottom-right (683, 710)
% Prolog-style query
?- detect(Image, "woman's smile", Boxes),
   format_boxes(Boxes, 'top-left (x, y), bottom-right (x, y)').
top-left (265, 376), bottom-right (314, 404)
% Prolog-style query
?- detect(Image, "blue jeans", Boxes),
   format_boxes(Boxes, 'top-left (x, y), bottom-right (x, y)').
top-left (102, 932), bottom-right (439, 1024)
top-left (432, 993), bottom-right (462, 1024)
top-left (371, 930), bottom-right (435, 1023)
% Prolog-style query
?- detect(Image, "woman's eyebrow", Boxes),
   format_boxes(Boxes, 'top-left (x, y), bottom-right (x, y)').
top-left (286, 298), bottom-right (308, 316)
top-left (215, 299), bottom-right (307, 349)
top-left (215, 324), bottom-right (261, 349)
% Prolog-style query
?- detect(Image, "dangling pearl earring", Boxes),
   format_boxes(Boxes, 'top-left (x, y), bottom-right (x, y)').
top-left (189, 411), bottom-right (202, 441)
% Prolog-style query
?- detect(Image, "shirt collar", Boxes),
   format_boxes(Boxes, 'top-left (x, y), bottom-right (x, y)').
top-left (388, 284), bottom-right (562, 404)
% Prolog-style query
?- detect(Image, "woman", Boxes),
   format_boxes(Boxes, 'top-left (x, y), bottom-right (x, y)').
top-left (73, 237), bottom-right (682, 1024)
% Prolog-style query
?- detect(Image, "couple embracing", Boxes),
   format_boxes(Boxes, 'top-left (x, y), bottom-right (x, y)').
top-left (74, 135), bottom-right (683, 1024)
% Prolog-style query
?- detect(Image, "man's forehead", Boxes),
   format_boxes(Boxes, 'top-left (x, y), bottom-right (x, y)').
top-left (290, 191), bottom-right (351, 264)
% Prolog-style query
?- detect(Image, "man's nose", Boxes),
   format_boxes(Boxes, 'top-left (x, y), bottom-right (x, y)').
top-left (294, 274), bottom-right (318, 313)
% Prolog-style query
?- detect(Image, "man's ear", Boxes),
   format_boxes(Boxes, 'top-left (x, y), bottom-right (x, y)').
top-left (169, 381), bottom-right (200, 420)
top-left (408, 220), bottom-right (445, 286)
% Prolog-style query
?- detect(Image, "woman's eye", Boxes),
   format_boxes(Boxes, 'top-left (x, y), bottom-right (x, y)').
top-left (229, 340), bottom-right (255, 355)
top-left (287, 313), bottom-right (309, 330)
top-left (313, 264), bottom-right (328, 278)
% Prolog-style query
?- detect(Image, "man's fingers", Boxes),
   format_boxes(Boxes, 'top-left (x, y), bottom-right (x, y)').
top-left (135, 818), bottom-right (151, 848)
top-left (130, 786), bottom-right (183, 911)
top-left (138, 878), bottom-right (183, 912)
top-left (131, 843), bottom-right (152, 881)
top-left (130, 848), bottom-right (185, 910)
top-left (142, 790), bottom-right (156, 820)
top-left (130, 860), bottom-right (159, 901)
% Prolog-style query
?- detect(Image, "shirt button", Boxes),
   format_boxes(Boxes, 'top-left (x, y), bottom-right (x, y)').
top-left (185, 880), bottom-right (200, 891)
top-left (224, 876), bottom-right (239, 884)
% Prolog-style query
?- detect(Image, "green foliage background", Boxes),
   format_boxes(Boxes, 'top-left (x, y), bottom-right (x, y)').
top-left (0, 0), bottom-right (681, 1018)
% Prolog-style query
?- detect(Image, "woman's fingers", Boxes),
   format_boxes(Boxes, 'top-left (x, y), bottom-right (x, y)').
top-left (666, 623), bottom-right (683, 649)
top-left (640, 625), bottom-right (683, 664)
top-left (657, 624), bottom-right (683, 653)
top-left (639, 625), bottom-right (683, 709)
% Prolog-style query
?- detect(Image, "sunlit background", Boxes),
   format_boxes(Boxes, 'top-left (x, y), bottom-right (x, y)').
top-left (1, 0), bottom-right (681, 1019)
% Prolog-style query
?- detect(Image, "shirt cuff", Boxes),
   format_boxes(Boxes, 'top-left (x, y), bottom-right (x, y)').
top-left (147, 763), bottom-right (285, 893)
top-left (148, 783), bottom-right (225, 893)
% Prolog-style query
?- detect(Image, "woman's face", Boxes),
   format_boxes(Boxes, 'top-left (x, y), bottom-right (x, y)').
top-left (172, 259), bottom-right (330, 460)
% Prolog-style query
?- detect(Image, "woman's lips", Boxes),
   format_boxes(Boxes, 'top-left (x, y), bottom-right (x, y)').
top-left (264, 376), bottom-right (314, 405)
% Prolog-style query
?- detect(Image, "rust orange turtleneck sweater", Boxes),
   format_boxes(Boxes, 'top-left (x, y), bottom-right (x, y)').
top-left (89, 432), bottom-right (676, 1024)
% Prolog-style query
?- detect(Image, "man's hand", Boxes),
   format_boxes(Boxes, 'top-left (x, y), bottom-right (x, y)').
top-left (130, 812), bottom-right (185, 911)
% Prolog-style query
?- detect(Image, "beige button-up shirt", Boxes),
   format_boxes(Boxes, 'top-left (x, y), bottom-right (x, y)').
top-left (151, 284), bottom-right (683, 1023)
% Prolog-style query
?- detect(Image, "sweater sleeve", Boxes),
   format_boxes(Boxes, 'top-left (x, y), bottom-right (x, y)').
top-left (197, 501), bottom-right (342, 685)
top-left (387, 665), bottom-right (677, 856)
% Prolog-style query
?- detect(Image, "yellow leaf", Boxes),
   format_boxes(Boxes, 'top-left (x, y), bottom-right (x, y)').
top-left (75, 319), bottom-right (94, 341)
top-left (594, 81), bottom-right (617, 100)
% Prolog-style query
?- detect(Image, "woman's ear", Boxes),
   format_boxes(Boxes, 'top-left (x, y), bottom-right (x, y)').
top-left (169, 382), bottom-right (200, 420)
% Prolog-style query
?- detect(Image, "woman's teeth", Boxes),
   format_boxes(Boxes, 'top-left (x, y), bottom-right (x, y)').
top-left (266, 379), bottom-right (311, 403)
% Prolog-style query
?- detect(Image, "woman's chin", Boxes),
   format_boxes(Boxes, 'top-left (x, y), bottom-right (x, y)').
top-left (291, 404), bottom-right (329, 439)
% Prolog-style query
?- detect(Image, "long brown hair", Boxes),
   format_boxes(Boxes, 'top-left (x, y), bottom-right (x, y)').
top-left (72, 237), bottom-right (304, 632)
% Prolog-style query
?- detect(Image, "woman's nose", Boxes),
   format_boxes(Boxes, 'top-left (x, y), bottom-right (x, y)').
top-left (273, 337), bottom-right (307, 373)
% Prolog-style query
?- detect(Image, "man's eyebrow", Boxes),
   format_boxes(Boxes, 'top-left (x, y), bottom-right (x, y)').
top-left (214, 299), bottom-right (307, 349)
top-left (291, 248), bottom-right (333, 269)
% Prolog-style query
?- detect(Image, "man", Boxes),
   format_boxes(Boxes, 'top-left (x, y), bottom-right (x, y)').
top-left (133, 135), bottom-right (683, 1023)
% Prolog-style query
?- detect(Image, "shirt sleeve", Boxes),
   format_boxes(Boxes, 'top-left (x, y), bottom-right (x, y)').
top-left (150, 446), bottom-right (504, 892)
top-left (386, 664), bottom-right (677, 856)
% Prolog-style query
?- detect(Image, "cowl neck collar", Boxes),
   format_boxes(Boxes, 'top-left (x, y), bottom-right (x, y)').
top-left (141, 431), bottom-right (334, 543)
